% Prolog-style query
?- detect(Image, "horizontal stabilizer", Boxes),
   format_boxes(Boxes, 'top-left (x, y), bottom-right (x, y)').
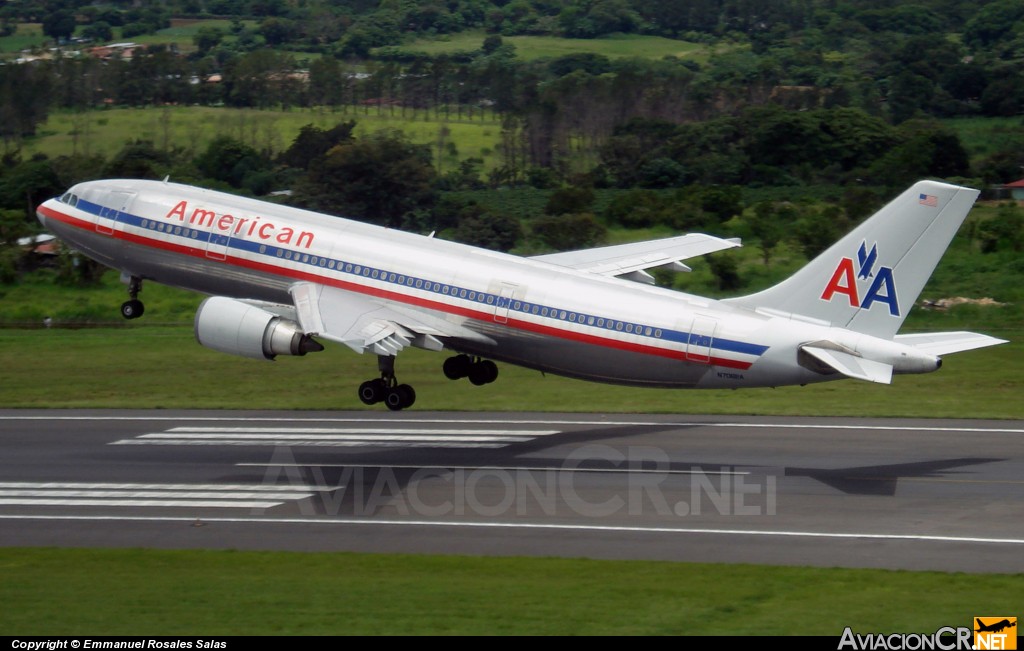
top-left (894, 331), bottom-right (1008, 355)
top-left (801, 345), bottom-right (894, 384)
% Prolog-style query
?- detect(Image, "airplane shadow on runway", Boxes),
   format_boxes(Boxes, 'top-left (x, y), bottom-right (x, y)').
top-left (222, 422), bottom-right (1006, 514)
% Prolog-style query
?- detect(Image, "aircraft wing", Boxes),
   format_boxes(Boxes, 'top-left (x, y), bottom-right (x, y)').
top-left (289, 282), bottom-right (493, 355)
top-left (893, 331), bottom-right (1008, 355)
top-left (530, 233), bottom-right (740, 284)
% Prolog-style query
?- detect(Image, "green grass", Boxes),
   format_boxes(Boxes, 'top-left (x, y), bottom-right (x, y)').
top-left (0, 548), bottom-right (1019, 635)
top-left (122, 18), bottom-right (249, 46)
top-left (0, 324), bottom-right (1018, 416)
top-left (0, 22), bottom-right (47, 54)
top-left (17, 105), bottom-right (502, 170)
top-left (388, 30), bottom-right (712, 62)
top-left (941, 116), bottom-right (1024, 164)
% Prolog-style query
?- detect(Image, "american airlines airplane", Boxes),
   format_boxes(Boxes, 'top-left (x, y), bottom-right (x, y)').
top-left (36, 178), bottom-right (1005, 410)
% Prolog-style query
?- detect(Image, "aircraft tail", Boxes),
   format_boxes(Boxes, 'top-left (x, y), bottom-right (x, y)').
top-left (725, 180), bottom-right (980, 339)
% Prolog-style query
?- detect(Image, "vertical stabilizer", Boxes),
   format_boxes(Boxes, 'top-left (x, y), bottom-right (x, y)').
top-left (725, 181), bottom-right (979, 338)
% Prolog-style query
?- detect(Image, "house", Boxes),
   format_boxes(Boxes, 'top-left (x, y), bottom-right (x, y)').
top-left (1003, 178), bottom-right (1024, 201)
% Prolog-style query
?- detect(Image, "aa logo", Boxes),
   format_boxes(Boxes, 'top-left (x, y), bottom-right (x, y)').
top-left (820, 241), bottom-right (900, 316)
top-left (974, 617), bottom-right (1017, 650)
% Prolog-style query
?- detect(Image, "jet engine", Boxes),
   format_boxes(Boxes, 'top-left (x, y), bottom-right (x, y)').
top-left (194, 296), bottom-right (324, 360)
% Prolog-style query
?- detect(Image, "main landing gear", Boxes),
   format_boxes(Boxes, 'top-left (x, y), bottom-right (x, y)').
top-left (357, 353), bottom-right (499, 411)
top-left (358, 355), bottom-right (416, 411)
top-left (443, 354), bottom-right (499, 386)
top-left (120, 275), bottom-right (144, 320)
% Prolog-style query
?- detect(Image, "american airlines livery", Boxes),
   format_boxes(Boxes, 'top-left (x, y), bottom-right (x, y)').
top-left (37, 179), bottom-right (1006, 410)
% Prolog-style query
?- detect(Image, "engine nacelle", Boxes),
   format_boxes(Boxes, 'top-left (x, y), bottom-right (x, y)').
top-left (194, 296), bottom-right (324, 361)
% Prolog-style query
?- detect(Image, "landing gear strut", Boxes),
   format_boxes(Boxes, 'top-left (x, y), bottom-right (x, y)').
top-left (443, 354), bottom-right (498, 386)
top-left (358, 355), bottom-right (416, 411)
top-left (120, 275), bottom-right (144, 320)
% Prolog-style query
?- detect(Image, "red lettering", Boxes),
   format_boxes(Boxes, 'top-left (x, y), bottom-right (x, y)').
top-left (190, 208), bottom-right (216, 227)
top-left (166, 200), bottom-right (187, 221)
top-left (217, 214), bottom-right (234, 231)
top-left (821, 257), bottom-right (859, 306)
top-left (233, 216), bottom-right (249, 235)
top-left (276, 227), bottom-right (294, 244)
top-left (258, 223), bottom-right (274, 239)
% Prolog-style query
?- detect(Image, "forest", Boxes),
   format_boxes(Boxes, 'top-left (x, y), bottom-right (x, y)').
top-left (1, 0), bottom-right (1023, 293)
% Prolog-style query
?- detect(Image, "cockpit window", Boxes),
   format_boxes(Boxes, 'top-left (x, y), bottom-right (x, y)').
top-left (59, 192), bottom-right (80, 207)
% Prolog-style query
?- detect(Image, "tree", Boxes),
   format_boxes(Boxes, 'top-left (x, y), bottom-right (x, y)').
top-left (193, 27), bottom-right (224, 55)
top-left (544, 186), bottom-right (594, 215)
top-left (42, 9), bottom-right (76, 43)
top-left (451, 211), bottom-right (522, 252)
top-left (279, 122), bottom-right (356, 171)
top-left (102, 140), bottom-right (173, 180)
top-left (293, 131), bottom-right (437, 227)
top-left (82, 21), bottom-right (112, 42)
top-left (0, 155), bottom-right (63, 218)
top-left (531, 213), bottom-right (606, 250)
top-left (979, 203), bottom-right (1024, 253)
top-left (748, 202), bottom-right (784, 268)
top-left (195, 136), bottom-right (272, 190)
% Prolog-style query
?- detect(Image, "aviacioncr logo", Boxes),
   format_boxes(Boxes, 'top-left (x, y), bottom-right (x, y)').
top-left (820, 241), bottom-right (900, 316)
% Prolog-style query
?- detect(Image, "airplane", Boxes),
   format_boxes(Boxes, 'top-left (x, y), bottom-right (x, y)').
top-left (976, 618), bottom-right (1016, 634)
top-left (36, 178), bottom-right (1006, 410)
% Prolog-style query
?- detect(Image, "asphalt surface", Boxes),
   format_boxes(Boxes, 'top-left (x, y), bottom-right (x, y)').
top-left (1, 410), bottom-right (1022, 573)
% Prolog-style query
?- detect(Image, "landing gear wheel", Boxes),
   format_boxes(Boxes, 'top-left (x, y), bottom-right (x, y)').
top-left (468, 359), bottom-right (498, 386)
top-left (121, 275), bottom-right (144, 320)
top-left (360, 355), bottom-right (416, 411)
top-left (384, 384), bottom-right (415, 411)
top-left (120, 299), bottom-right (144, 320)
top-left (443, 354), bottom-right (472, 380)
top-left (358, 379), bottom-right (387, 405)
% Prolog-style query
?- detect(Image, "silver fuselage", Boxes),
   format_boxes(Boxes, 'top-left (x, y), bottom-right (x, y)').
top-left (38, 179), bottom-right (927, 389)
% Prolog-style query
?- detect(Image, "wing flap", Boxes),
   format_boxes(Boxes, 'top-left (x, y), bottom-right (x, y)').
top-left (289, 282), bottom-right (493, 355)
top-left (893, 331), bottom-right (1008, 355)
top-left (531, 234), bottom-right (740, 280)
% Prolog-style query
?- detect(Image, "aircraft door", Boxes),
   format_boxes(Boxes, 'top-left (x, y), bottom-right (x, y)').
top-left (95, 191), bottom-right (136, 236)
top-left (204, 207), bottom-right (229, 261)
top-left (686, 316), bottom-right (717, 364)
top-left (493, 283), bottom-right (519, 324)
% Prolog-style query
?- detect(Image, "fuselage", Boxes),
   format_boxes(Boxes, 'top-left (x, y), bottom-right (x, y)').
top-left (36, 179), bottom-right (930, 389)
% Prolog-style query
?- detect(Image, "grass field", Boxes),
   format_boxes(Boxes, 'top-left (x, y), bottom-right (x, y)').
top-left (16, 105), bottom-right (503, 169)
top-left (0, 323), bottom-right (1018, 416)
top-left (1, 548), bottom-right (1021, 635)
top-left (389, 30), bottom-right (715, 62)
top-left (942, 116), bottom-right (1024, 165)
top-left (0, 19), bottom-right (259, 58)
top-left (0, 22), bottom-right (46, 54)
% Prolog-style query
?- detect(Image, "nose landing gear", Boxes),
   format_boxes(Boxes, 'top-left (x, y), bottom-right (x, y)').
top-left (120, 275), bottom-right (144, 319)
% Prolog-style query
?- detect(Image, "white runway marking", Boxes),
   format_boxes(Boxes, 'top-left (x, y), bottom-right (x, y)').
top-left (0, 513), bottom-right (1021, 546)
top-left (235, 462), bottom-right (750, 476)
top-left (0, 482), bottom-right (325, 509)
top-left (110, 426), bottom-right (562, 449)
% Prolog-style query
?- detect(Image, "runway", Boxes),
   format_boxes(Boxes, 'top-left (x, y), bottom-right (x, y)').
top-left (1, 410), bottom-right (1022, 573)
